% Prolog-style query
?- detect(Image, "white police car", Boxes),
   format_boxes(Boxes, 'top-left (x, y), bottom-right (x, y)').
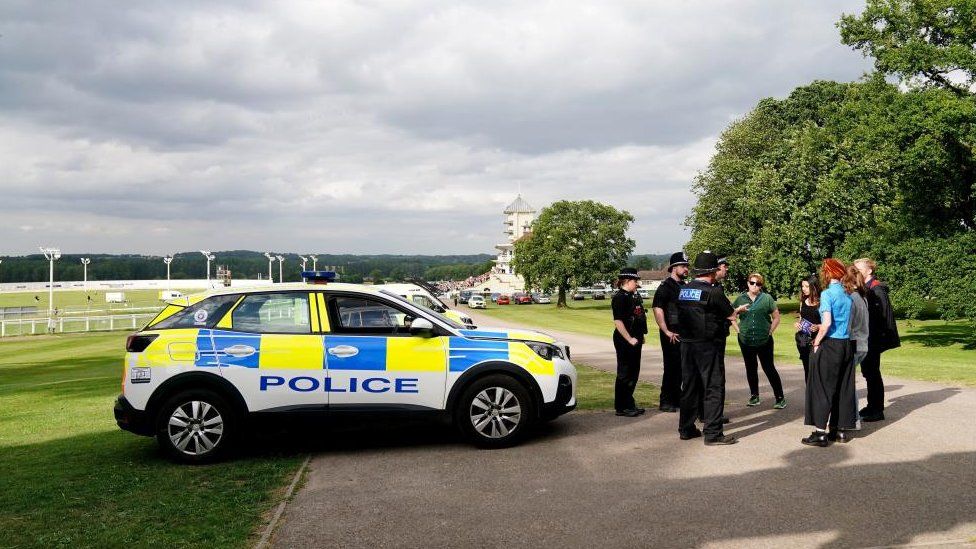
top-left (115, 272), bottom-right (577, 463)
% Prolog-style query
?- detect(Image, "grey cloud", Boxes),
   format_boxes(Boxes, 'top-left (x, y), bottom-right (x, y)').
top-left (0, 1), bottom-right (872, 256)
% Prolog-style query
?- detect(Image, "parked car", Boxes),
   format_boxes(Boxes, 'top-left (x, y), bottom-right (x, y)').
top-left (496, 295), bottom-right (511, 305)
top-left (637, 289), bottom-right (650, 299)
top-left (467, 295), bottom-right (486, 309)
top-left (592, 292), bottom-right (606, 300)
top-left (458, 290), bottom-right (473, 304)
top-left (113, 274), bottom-right (577, 462)
top-left (490, 292), bottom-right (501, 303)
top-left (513, 292), bottom-right (533, 305)
top-left (571, 292), bottom-right (585, 301)
top-left (531, 293), bottom-right (552, 304)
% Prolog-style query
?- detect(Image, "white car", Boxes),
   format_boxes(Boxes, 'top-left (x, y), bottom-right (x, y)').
top-left (376, 283), bottom-right (475, 328)
top-left (467, 295), bottom-right (487, 309)
top-left (114, 273), bottom-right (577, 463)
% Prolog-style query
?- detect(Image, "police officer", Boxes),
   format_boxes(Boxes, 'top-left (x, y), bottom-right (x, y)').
top-left (677, 252), bottom-right (747, 444)
top-left (612, 267), bottom-right (648, 417)
top-left (652, 252), bottom-right (689, 412)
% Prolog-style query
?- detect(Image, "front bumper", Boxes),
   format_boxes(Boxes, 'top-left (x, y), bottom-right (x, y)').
top-left (541, 374), bottom-right (576, 419)
top-left (114, 395), bottom-right (153, 436)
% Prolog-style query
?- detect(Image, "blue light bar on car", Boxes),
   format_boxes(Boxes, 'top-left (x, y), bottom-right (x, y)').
top-left (303, 271), bottom-right (339, 284)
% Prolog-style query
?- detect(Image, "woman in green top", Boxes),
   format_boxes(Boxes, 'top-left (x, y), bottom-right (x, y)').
top-left (732, 273), bottom-right (786, 409)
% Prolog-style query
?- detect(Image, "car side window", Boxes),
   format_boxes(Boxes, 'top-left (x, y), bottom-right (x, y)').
top-left (152, 294), bottom-right (240, 330)
top-left (332, 296), bottom-right (414, 334)
top-left (231, 293), bottom-right (311, 334)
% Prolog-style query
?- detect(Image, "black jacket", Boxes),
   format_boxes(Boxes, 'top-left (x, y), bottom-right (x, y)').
top-left (865, 278), bottom-right (900, 353)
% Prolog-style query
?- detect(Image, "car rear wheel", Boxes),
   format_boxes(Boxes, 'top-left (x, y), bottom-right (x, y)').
top-left (456, 374), bottom-right (535, 448)
top-left (156, 389), bottom-right (236, 464)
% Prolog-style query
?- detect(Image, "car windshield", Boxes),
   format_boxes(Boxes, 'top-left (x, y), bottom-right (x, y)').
top-left (379, 290), bottom-right (464, 329)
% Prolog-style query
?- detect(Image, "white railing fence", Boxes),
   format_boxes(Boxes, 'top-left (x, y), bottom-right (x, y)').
top-left (0, 313), bottom-right (157, 337)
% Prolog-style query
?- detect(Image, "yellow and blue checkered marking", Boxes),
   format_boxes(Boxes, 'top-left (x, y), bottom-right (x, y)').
top-left (191, 330), bottom-right (550, 374)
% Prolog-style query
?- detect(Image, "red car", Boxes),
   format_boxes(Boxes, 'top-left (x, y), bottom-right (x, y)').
top-left (514, 293), bottom-right (533, 304)
top-left (496, 295), bottom-right (511, 305)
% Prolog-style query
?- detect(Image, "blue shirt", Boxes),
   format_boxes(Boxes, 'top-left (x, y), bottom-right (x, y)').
top-left (819, 281), bottom-right (852, 339)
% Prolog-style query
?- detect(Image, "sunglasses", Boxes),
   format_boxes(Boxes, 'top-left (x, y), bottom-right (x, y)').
top-left (748, 280), bottom-right (762, 287)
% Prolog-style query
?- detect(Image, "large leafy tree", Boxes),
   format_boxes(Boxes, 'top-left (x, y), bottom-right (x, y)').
top-left (839, 0), bottom-right (976, 95)
top-left (686, 78), bottom-right (976, 318)
top-left (512, 200), bottom-right (634, 307)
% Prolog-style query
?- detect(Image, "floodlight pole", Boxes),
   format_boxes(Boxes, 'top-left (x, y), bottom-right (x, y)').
top-left (80, 258), bottom-right (91, 291)
top-left (276, 255), bottom-right (284, 283)
top-left (264, 252), bottom-right (274, 282)
top-left (163, 256), bottom-right (173, 290)
top-left (40, 247), bottom-right (61, 328)
top-left (199, 250), bottom-right (213, 287)
top-left (310, 256), bottom-right (317, 270)
top-left (299, 256), bottom-right (308, 282)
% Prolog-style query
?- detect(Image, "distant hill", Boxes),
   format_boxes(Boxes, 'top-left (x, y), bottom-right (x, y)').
top-left (0, 251), bottom-right (495, 284)
top-left (0, 250), bottom-right (674, 284)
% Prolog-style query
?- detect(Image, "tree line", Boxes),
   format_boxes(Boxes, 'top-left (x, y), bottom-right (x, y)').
top-left (0, 251), bottom-right (495, 285)
top-left (686, 0), bottom-right (976, 321)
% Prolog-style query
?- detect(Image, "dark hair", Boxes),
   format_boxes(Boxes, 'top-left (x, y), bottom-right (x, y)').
top-left (800, 275), bottom-right (821, 306)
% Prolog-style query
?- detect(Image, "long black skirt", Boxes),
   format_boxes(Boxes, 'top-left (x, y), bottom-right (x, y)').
top-left (804, 337), bottom-right (856, 430)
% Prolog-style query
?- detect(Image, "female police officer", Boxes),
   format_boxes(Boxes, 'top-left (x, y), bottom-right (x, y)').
top-left (612, 267), bottom-right (648, 417)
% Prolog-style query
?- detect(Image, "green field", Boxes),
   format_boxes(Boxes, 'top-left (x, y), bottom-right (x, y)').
top-left (0, 333), bottom-right (302, 548)
top-left (0, 289), bottom-right (196, 316)
top-left (473, 300), bottom-right (976, 386)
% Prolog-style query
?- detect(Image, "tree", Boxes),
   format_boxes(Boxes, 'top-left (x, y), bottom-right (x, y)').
top-left (839, 0), bottom-right (976, 95)
top-left (512, 200), bottom-right (635, 307)
top-left (686, 77), bottom-right (975, 319)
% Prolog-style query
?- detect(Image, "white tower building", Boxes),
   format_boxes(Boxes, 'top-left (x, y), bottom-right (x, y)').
top-left (494, 195), bottom-right (536, 275)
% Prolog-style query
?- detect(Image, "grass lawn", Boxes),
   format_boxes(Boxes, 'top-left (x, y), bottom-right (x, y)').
top-left (574, 363), bottom-right (658, 410)
top-left (474, 299), bottom-right (976, 386)
top-left (0, 332), bottom-right (302, 548)
top-left (0, 289), bottom-right (193, 316)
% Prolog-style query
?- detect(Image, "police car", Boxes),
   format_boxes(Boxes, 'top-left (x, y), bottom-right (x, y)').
top-left (114, 272), bottom-right (577, 463)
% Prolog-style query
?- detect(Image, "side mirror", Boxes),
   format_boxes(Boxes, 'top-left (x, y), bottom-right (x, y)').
top-left (409, 317), bottom-right (435, 336)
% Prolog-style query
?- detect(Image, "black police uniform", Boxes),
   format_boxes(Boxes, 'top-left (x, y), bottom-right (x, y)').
top-left (612, 288), bottom-right (648, 412)
top-left (652, 275), bottom-right (684, 409)
top-left (677, 279), bottom-right (734, 440)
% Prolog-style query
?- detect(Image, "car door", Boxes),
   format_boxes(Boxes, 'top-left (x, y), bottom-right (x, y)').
top-left (324, 293), bottom-right (448, 410)
top-left (212, 291), bottom-right (327, 412)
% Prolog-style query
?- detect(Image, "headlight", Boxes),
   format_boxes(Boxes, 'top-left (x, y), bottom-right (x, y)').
top-left (525, 341), bottom-right (565, 361)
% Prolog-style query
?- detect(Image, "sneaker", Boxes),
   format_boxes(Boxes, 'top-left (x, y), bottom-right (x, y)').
top-left (773, 397), bottom-right (787, 410)
top-left (747, 396), bottom-right (761, 407)
top-left (704, 435), bottom-right (738, 445)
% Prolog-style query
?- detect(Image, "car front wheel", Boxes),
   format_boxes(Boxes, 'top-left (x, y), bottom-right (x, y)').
top-left (456, 374), bottom-right (535, 448)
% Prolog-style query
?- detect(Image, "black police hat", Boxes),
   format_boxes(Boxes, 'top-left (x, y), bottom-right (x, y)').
top-left (667, 251), bottom-right (689, 272)
top-left (693, 251), bottom-right (720, 275)
top-left (618, 267), bottom-right (640, 280)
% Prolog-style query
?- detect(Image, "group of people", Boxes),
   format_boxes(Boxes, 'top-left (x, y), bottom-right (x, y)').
top-left (610, 251), bottom-right (900, 447)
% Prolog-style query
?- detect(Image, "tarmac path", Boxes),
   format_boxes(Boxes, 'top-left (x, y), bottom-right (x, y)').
top-left (270, 309), bottom-right (976, 548)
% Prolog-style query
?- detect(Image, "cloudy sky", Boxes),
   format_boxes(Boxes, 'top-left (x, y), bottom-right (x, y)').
top-left (1, 0), bottom-right (871, 256)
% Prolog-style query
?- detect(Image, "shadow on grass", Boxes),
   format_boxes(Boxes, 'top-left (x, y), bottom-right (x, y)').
top-left (899, 323), bottom-right (976, 350)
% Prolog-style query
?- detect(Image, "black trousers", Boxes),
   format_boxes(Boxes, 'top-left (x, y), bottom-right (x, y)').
top-left (613, 333), bottom-right (643, 411)
top-left (679, 340), bottom-right (726, 438)
top-left (860, 349), bottom-right (885, 413)
top-left (740, 338), bottom-right (784, 400)
top-left (797, 340), bottom-right (813, 383)
top-left (659, 331), bottom-right (682, 407)
top-left (804, 338), bottom-right (856, 430)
